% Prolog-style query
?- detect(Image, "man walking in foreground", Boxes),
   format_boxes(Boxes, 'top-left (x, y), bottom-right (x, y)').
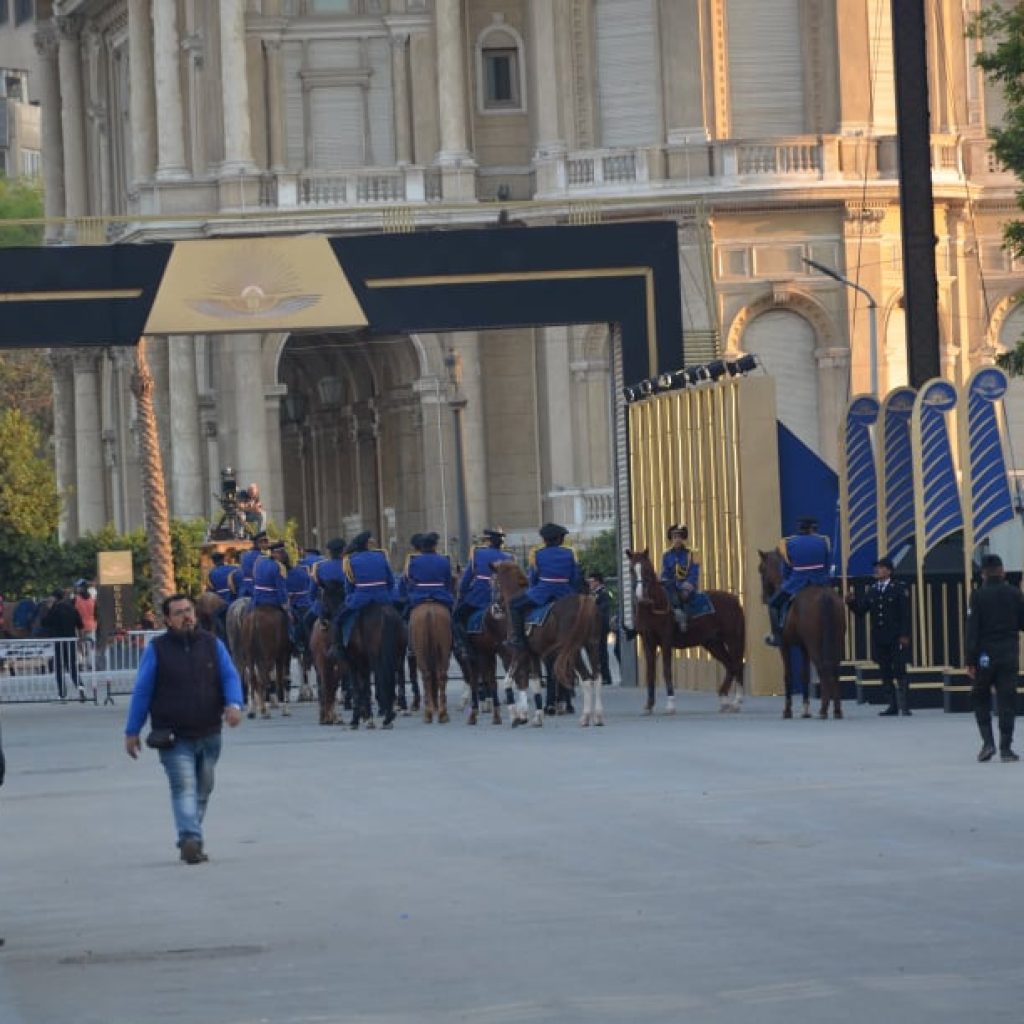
top-left (964, 554), bottom-right (1024, 763)
top-left (124, 594), bottom-right (243, 863)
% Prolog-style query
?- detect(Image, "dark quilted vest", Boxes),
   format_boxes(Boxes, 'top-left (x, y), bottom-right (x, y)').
top-left (148, 629), bottom-right (224, 739)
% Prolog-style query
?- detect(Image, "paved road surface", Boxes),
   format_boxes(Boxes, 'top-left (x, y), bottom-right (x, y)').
top-left (0, 688), bottom-right (1019, 1023)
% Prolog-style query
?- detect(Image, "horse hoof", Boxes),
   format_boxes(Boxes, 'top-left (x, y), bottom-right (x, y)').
top-left (423, 712), bottom-right (433, 724)
top-left (467, 711), bottom-right (477, 725)
top-left (580, 714), bottom-right (591, 727)
top-left (282, 707), bottom-right (291, 717)
top-left (833, 708), bottom-right (843, 720)
top-left (511, 717), bottom-right (523, 729)
top-left (782, 708), bottom-right (793, 720)
top-left (365, 719), bottom-right (376, 730)
top-left (595, 714), bottom-right (605, 726)
top-left (261, 712), bottom-right (271, 720)
top-left (411, 699), bottom-right (421, 713)
top-left (532, 714), bottom-right (543, 728)
top-left (643, 706), bottom-right (653, 716)
top-left (817, 710), bottom-right (827, 720)
top-left (492, 714), bottom-right (502, 726)
top-left (382, 720), bottom-right (394, 731)
top-left (246, 710), bottom-right (256, 720)
top-left (349, 721), bottom-right (360, 731)
top-left (439, 711), bottom-right (449, 724)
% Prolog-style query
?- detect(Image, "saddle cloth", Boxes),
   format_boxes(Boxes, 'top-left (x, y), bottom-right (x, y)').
top-left (526, 602), bottom-right (555, 632)
top-left (687, 592), bottom-right (714, 619)
top-left (467, 608), bottom-right (487, 635)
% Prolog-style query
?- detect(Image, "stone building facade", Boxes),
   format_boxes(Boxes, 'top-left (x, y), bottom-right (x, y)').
top-left (34, 0), bottom-right (1024, 560)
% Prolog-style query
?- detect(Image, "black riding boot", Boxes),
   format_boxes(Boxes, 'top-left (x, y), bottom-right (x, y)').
top-left (764, 601), bottom-right (783, 647)
top-left (976, 714), bottom-right (996, 762)
top-left (896, 678), bottom-right (911, 716)
top-left (508, 606), bottom-right (527, 649)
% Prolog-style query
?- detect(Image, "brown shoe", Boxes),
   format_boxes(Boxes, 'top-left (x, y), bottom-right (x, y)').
top-left (179, 838), bottom-right (208, 864)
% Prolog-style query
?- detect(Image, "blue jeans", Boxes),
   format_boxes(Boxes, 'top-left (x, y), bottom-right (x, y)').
top-left (158, 734), bottom-right (222, 847)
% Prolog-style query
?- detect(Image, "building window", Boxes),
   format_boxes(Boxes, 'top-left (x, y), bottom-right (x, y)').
top-left (14, 0), bottom-right (31, 25)
top-left (476, 21), bottom-right (526, 114)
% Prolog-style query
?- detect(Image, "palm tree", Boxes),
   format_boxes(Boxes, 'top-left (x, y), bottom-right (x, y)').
top-left (130, 337), bottom-right (175, 621)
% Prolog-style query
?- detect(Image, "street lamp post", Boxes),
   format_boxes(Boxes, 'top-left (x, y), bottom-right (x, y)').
top-left (802, 257), bottom-right (879, 398)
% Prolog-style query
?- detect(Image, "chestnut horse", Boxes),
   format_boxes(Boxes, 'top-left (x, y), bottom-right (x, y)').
top-left (408, 601), bottom-right (453, 724)
top-left (310, 616), bottom-right (344, 725)
top-left (626, 550), bottom-right (747, 713)
top-left (491, 561), bottom-right (604, 727)
top-left (194, 592), bottom-right (226, 639)
top-left (757, 549), bottom-right (846, 719)
top-left (241, 604), bottom-right (292, 719)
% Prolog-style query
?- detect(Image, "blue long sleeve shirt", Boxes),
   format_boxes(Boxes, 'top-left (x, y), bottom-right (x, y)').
top-left (124, 633), bottom-right (244, 736)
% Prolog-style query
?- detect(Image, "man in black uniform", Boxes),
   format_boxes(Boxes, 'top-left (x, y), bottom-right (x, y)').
top-left (965, 553), bottom-right (1024, 763)
top-left (587, 572), bottom-right (615, 687)
top-left (845, 556), bottom-right (912, 716)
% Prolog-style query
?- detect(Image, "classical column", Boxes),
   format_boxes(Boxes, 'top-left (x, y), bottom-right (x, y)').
top-left (230, 334), bottom-right (271, 499)
top-left (448, 334), bottom-right (488, 536)
top-left (529, 0), bottom-right (565, 157)
top-left (73, 351), bottom-right (107, 534)
top-left (57, 17), bottom-right (88, 219)
top-left (391, 33), bottom-right (413, 165)
top-left (264, 384), bottom-right (287, 526)
top-left (264, 39), bottom-right (286, 171)
top-left (33, 25), bottom-right (65, 241)
top-left (537, 326), bottom-right (578, 524)
top-left (167, 336), bottom-right (204, 518)
top-left (220, 0), bottom-right (256, 174)
top-left (435, 0), bottom-right (470, 162)
top-left (152, 0), bottom-right (189, 179)
top-left (50, 353), bottom-right (77, 539)
top-left (835, 0), bottom-right (872, 134)
top-left (127, 0), bottom-right (157, 184)
top-left (661, 0), bottom-right (710, 143)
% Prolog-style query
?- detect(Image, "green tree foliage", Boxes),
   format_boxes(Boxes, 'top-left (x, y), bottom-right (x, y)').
top-left (0, 177), bottom-right (43, 247)
top-left (0, 409), bottom-right (60, 541)
top-left (579, 527), bottom-right (620, 581)
top-left (971, 7), bottom-right (1024, 372)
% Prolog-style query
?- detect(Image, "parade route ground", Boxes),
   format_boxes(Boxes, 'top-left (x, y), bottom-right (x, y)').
top-left (0, 687), bottom-right (1020, 1024)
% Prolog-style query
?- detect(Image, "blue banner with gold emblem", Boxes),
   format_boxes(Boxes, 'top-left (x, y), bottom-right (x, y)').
top-left (912, 379), bottom-right (963, 553)
top-left (879, 387), bottom-right (916, 557)
top-left (961, 367), bottom-right (1015, 546)
top-left (841, 395), bottom-right (880, 574)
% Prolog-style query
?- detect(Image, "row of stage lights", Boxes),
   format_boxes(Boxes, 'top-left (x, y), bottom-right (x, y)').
top-left (622, 353), bottom-right (762, 404)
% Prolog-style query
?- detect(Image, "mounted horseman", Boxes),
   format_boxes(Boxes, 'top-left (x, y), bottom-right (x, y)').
top-left (308, 538), bottom-right (348, 723)
top-left (242, 539), bottom-right (293, 716)
top-left (661, 524), bottom-right (700, 633)
top-left (764, 515), bottom-right (832, 647)
top-left (453, 527), bottom-right (512, 664)
top-left (404, 532), bottom-right (455, 723)
top-left (198, 550), bottom-right (235, 639)
top-left (231, 531), bottom-right (270, 600)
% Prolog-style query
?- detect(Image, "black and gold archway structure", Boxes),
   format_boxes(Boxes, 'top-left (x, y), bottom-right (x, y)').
top-left (0, 221), bottom-right (681, 385)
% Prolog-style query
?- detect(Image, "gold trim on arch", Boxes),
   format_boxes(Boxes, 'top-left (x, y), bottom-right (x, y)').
top-left (0, 288), bottom-right (143, 303)
top-left (365, 266), bottom-right (658, 377)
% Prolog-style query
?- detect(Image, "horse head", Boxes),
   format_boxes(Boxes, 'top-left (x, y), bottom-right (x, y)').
top-left (625, 548), bottom-right (659, 604)
top-left (757, 549), bottom-right (783, 603)
top-left (491, 560), bottom-right (527, 607)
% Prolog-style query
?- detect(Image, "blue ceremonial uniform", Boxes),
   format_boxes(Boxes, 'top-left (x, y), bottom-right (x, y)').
top-left (660, 547), bottom-right (700, 593)
top-left (405, 551), bottom-right (455, 608)
top-left (207, 564), bottom-right (235, 603)
top-left (458, 545), bottom-right (514, 609)
top-left (526, 543), bottom-right (584, 605)
top-left (286, 565), bottom-right (313, 612)
top-left (236, 547), bottom-right (263, 599)
top-left (778, 532), bottom-right (832, 595)
top-left (343, 550), bottom-right (397, 611)
top-left (251, 555), bottom-right (288, 608)
top-left (310, 557), bottom-right (346, 619)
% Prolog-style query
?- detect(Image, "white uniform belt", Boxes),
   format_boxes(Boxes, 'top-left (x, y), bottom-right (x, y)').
top-left (355, 581), bottom-right (387, 587)
top-left (254, 584), bottom-right (277, 592)
top-left (474, 574), bottom-right (492, 582)
top-left (793, 564), bottom-right (825, 571)
top-left (414, 581), bottom-right (445, 587)
top-left (540, 576), bottom-right (569, 583)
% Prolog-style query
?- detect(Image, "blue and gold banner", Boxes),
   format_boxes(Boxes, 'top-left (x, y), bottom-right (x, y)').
top-left (840, 395), bottom-right (880, 576)
top-left (878, 387), bottom-right (916, 557)
top-left (911, 379), bottom-right (963, 553)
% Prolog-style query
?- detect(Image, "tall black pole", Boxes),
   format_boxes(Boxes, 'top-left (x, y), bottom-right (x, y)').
top-left (891, 0), bottom-right (942, 386)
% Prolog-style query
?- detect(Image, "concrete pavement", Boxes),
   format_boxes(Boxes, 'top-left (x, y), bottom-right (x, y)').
top-left (0, 688), bottom-right (1020, 1024)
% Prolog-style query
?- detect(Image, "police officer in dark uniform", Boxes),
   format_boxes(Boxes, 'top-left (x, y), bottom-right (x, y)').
top-left (846, 556), bottom-right (912, 716)
top-left (509, 523), bottom-right (585, 648)
top-left (587, 571), bottom-right (615, 686)
top-left (965, 553), bottom-right (1024, 763)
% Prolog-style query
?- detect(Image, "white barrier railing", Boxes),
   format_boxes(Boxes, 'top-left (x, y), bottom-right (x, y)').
top-left (0, 631), bottom-right (162, 704)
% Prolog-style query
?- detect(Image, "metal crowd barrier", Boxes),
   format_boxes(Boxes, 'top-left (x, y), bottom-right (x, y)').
top-left (0, 630), bottom-right (162, 704)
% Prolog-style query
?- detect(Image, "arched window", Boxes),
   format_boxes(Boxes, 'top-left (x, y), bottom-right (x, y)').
top-left (476, 19), bottom-right (526, 114)
top-left (741, 309), bottom-right (820, 454)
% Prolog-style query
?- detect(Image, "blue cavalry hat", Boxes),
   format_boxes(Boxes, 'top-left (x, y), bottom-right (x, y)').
top-left (667, 524), bottom-right (688, 540)
top-left (796, 516), bottom-right (818, 530)
top-left (982, 553), bottom-right (1004, 571)
top-left (539, 522), bottom-right (568, 543)
top-left (303, 546), bottom-right (321, 556)
top-left (269, 540), bottom-right (286, 553)
top-left (421, 531), bottom-right (440, 549)
top-left (874, 556), bottom-right (895, 571)
top-left (326, 537), bottom-right (346, 554)
top-left (349, 531), bottom-right (372, 552)
top-left (409, 533), bottom-right (425, 550)
top-left (482, 527), bottom-right (505, 544)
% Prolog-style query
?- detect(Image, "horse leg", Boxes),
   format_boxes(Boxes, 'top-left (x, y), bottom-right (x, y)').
top-left (781, 645), bottom-right (793, 719)
top-left (580, 678), bottom-right (593, 726)
top-left (593, 674), bottom-right (605, 726)
top-left (662, 636), bottom-right (676, 714)
top-left (642, 637), bottom-right (657, 714)
top-left (438, 662), bottom-right (450, 724)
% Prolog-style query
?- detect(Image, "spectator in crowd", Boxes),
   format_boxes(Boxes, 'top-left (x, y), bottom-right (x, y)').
top-left (74, 580), bottom-right (98, 671)
top-left (42, 590), bottom-right (83, 701)
top-left (587, 572), bottom-right (615, 687)
top-left (964, 554), bottom-right (1024, 763)
top-left (124, 594), bottom-right (243, 864)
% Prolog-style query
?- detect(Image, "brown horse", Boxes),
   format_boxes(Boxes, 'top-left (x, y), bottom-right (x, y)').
top-left (456, 607), bottom-right (509, 726)
top-left (309, 617), bottom-right (344, 725)
top-left (626, 550), bottom-right (746, 714)
top-left (194, 592), bottom-right (225, 638)
top-left (491, 561), bottom-right (604, 727)
top-left (758, 549), bottom-right (846, 719)
top-left (241, 603), bottom-right (292, 719)
top-left (345, 603), bottom-right (407, 730)
top-left (408, 601), bottom-right (453, 724)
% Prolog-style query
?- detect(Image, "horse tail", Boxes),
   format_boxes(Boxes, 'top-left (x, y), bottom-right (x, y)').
top-left (554, 596), bottom-right (596, 683)
top-left (376, 604), bottom-right (401, 691)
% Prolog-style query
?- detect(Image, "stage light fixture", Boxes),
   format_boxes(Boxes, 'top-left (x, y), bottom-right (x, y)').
top-left (726, 353), bottom-right (760, 376)
top-left (705, 360), bottom-right (728, 382)
top-left (639, 379), bottom-right (655, 397)
top-left (682, 365), bottom-right (704, 386)
top-left (622, 385), bottom-right (640, 403)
